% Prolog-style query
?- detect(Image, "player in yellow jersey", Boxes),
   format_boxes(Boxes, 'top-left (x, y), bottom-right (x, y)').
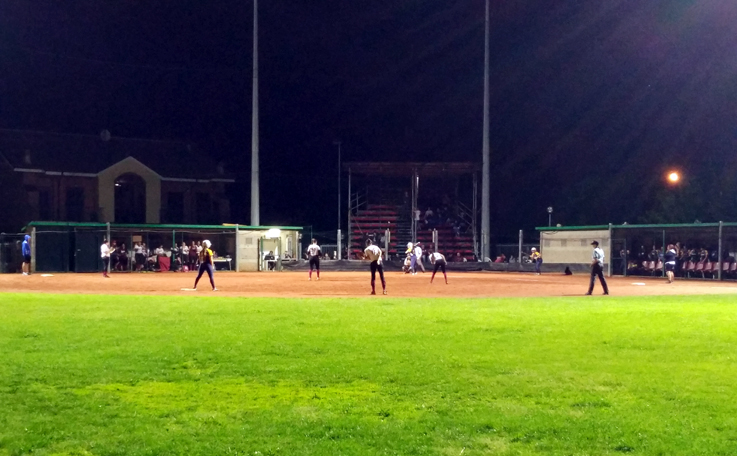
top-left (531, 247), bottom-right (542, 275)
top-left (193, 240), bottom-right (218, 291)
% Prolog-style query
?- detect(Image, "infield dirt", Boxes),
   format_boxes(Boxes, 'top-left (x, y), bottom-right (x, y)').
top-left (2, 270), bottom-right (737, 298)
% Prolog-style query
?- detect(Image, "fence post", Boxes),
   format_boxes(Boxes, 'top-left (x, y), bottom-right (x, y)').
top-left (106, 222), bottom-right (111, 275)
top-left (432, 229), bottom-right (438, 254)
top-left (337, 229), bottom-right (342, 260)
top-left (31, 227), bottom-right (36, 274)
top-left (384, 228), bottom-right (390, 260)
top-left (718, 221), bottom-right (723, 281)
top-left (661, 229), bottom-right (666, 278)
top-left (608, 223), bottom-right (613, 277)
top-left (235, 224), bottom-right (240, 272)
top-left (518, 230), bottom-right (523, 268)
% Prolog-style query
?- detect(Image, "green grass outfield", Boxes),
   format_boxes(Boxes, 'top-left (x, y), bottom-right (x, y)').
top-left (1, 293), bottom-right (737, 456)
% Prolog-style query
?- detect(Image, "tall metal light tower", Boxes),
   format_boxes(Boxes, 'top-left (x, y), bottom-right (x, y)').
top-left (481, 0), bottom-right (490, 260)
top-left (250, 0), bottom-right (260, 226)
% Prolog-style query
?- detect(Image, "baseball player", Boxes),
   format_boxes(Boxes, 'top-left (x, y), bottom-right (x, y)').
top-left (586, 240), bottom-right (609, 295)
top-left (530, 247), bottom-right (542, 275)
top-left (413, 242), bottom-right (425, 274)
top-left (364, 239), bottom-right (387, 295)
top-left (664, 244), bottom-right (677, 283)
top-left (193, 240), bottom-right (218, 291)
top-left (100, 238), bottom-right (111, 278)
top-left (429, 250), bottom-right (448, 284)
top-left (402, 252), bottom-right (412, 274)
top-left (307, 238), bottom-right (321, 280)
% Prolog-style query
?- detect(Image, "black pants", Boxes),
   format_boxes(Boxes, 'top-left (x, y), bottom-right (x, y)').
top-left (432, 260), bottom-right (446, 275)
top-left (194, 263), bottom-right (215, 289)
top-left (309, 256), bottom-right (320, 270)
top-left (102, 257), bottom-right (110, 275)
top-left (431, 260), bottom-right (447, 281)
top-left (588, 263), bottom-right (609, 294)
top-left (370, 261), bottom-right (386, 290)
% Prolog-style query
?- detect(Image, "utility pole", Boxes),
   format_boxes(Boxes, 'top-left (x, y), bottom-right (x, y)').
top-left (481, 0), bottom-right (491, 261)
top-left (250, 0), bottom-right (260, 226)
top-left (334, 140), bottom-right (342, 231)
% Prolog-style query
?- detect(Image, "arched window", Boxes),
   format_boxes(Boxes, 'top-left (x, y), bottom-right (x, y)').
top-left (114, 173), bottom-right (146, 223)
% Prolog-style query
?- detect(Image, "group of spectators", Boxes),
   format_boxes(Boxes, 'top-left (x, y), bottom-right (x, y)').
top-left (417, 204), bottom-right (464, 237)
top-left (107, 239), bottom-right (221, 272)
top-left (624, 242), bottom-right (735, 276)
top-left (493, 252), bottom-right (533, 264)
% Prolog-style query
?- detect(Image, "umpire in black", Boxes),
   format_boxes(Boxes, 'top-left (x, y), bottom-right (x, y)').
top-left (586, 240), bottom-right (609, 295)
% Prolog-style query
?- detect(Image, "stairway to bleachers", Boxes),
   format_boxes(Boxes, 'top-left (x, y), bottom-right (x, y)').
top-left (349, 204), bottom-right (400, 259)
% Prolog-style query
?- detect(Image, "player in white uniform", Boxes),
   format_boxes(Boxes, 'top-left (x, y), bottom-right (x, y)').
top-left (413, 243), bottom-right (425, 274)
top-left (429, 251), bottom-right (448, 284)
top-left (363, 239), bottom-right (387, 295)
top-left (306, 238), bottom-right (321, 281)
top-left (100, 238), bottom-right (111, 278)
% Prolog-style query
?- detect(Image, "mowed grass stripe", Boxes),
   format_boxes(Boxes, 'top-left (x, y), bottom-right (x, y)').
top-left (1, 293), bottom-right (736, 456)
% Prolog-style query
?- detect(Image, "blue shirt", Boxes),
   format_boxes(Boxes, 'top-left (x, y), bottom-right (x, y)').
top-left (22, 235), bottom-right (31, 256)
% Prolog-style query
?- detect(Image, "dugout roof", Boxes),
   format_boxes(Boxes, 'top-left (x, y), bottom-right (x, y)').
top-left (535, 222), bottom-right (737, 231)
top-left (24, 221), bottom-right (304, 231)
top-left (343, 162), bottom-right (480, 177)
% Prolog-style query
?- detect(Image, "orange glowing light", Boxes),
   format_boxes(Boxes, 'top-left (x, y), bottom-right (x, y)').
top-left (667, 171), bottom-right (680, 183)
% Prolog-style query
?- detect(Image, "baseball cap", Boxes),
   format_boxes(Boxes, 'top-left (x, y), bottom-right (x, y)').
top-left (591, 240), bottom-right (599, 246)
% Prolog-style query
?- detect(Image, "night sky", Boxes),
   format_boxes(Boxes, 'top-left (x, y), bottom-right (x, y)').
top-left (2, 1), bottom-right (736, 240)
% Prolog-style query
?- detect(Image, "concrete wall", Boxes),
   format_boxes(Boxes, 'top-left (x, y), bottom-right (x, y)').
top-left (236, 229), bottom-right (301, 272)
top-left (236, 230), bottom-right (262, 272)
top-left (98, 157), bottom-right (161, 224)
top-left (540, 229), bottom-right (610, 266)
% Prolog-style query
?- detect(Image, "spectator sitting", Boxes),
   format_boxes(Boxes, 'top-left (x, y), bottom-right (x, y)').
top-left (147, 252), bottom-right (158, 270)
top-left (424, 207), bottom-right (434, 224)
top-left (494, 253), bottom-right (506, 263)
top-left (264, 251), bottom-right (276, 270)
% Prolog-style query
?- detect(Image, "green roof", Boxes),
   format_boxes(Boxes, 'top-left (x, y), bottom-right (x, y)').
top-left (25, 221), bottom-right (303, 231)
top-left (536, 222), bottom-right (736, 231)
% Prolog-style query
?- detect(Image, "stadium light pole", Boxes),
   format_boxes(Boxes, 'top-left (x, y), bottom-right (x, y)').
top-left (334, 140), bottom-right (342, 228)
top-left (481, 0), bottom-right (490, 261)
top-left (250, 0), bottom-right (260, 226)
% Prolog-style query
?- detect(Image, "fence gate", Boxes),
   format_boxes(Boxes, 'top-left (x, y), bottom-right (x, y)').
top-left (0, 233), bottom-right (25, 274)
top-left (75, 229), bottom-right (103, 272)
top-left (611, 238), bottom-right (627, 276)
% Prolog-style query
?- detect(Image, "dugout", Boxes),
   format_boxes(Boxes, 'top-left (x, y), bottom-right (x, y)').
top-left (537, 222), bottom-right (737, 280)
top-left (23, 222), bottom-right (301, 273)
